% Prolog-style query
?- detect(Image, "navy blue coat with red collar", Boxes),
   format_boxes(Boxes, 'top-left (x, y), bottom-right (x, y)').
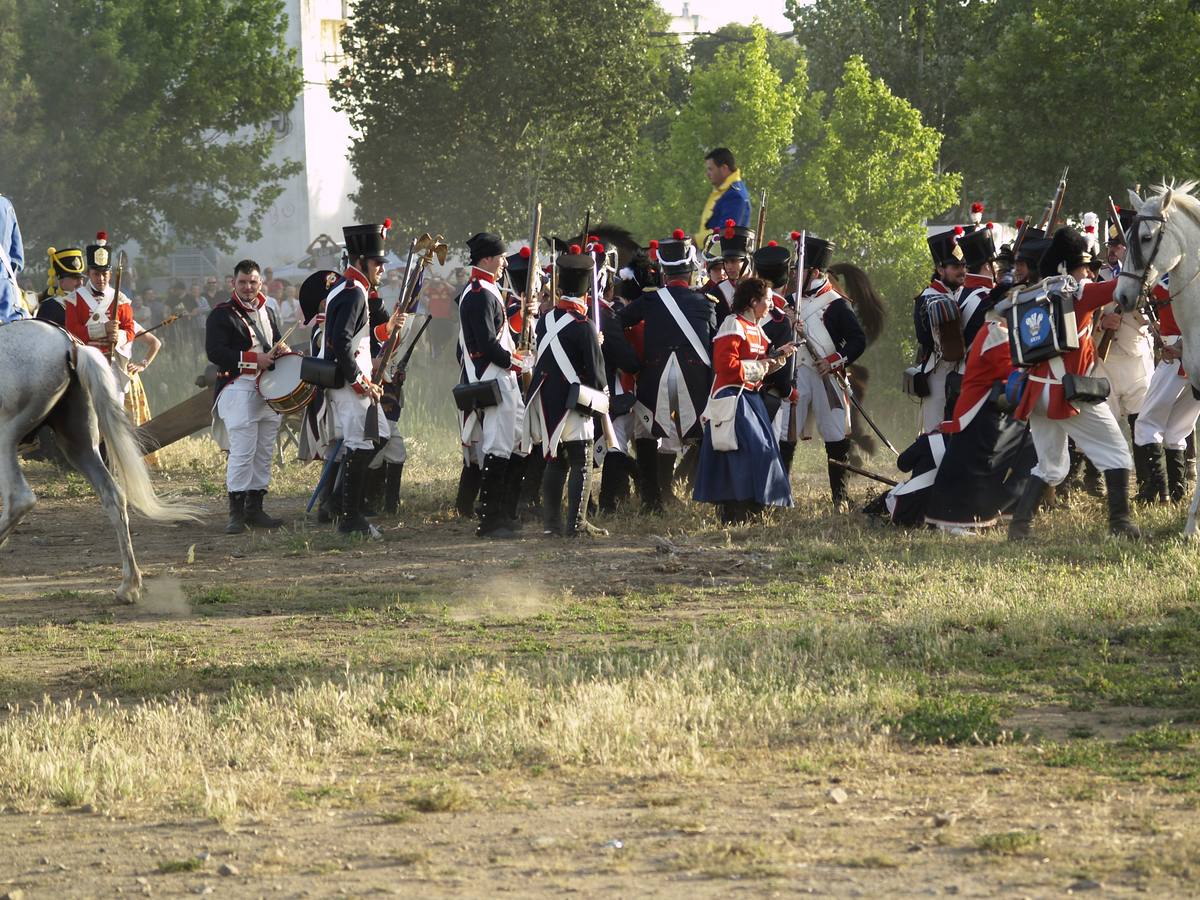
top-left (205, 297), bottom-right (282, 398)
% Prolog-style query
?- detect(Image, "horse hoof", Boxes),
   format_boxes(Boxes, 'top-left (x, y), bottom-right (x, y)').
top-left (116, 584), bottom-right (142, 604)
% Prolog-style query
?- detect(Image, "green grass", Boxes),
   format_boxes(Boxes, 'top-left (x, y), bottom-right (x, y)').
top-left (975, 830), bottom-right (1041, 855)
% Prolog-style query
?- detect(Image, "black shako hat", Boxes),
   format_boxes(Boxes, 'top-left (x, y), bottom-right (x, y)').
top-left (792, 231), bottom-right (835, 271)
top-left (557, 250), bottom-right (593, 297)
top-left (653, 229), bottom-right (697, 273)
top-left (1107, 206), bottom-right (1137, 246)
top-left (506, 247), bottom-right (532, 291)
top-left (719, 220), bottom-right (755, 259)
top-left (752, 243), bottom-right (791, 287)
top-left (467, 232), bottom-right (505, 264)
top-left (959, 224), bottom-right (998, 269)
top-left (85, 231), bottom-right (112, 270)
top-left (927, 227), bottom-right (967, 267)
top-left (1038, 226), bottom-right (1092, 278)
top-left (343, 220), bottom-right (390, 261)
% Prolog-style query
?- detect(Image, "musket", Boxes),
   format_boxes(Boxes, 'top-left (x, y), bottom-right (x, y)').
top-left (590, 255), bottom-right (619, 450)
top-left (107, 251), bottom-right (127, 362)
top-left (829, 458), bottom-right (899, 487)
top-left (1011, 214), bottom-right (1034, 257)
top-left (132, 314), bottom-right (180, 338)
top-left (1095, 196), bottom-right (1130, 362)
top-left (520, 201), bottom-right (542, 354)
top-left (374, 233), bottom-right (446, 383)
top-left (580, 210), bottom-right (591, 251)
top-left (753, 189), bottom-right (767, 272)
top-left (1041, 166), bottom-right (1070, 232)
top-left (834, 370), bottom-right (899, 456)
top-left (787, 229), bottom-right (806, 444)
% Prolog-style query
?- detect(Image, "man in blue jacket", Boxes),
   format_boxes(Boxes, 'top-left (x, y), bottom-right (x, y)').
top-left (700, 147), bottom-right (751, 234)
top-left (0, 194), bottom-right (27, 323)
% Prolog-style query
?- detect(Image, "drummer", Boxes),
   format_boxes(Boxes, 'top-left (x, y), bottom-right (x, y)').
top-left (205, 258), bottom-right (290, 534)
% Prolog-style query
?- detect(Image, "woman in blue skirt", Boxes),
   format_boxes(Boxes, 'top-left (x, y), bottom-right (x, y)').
top-left (694, 277), bottom-right (797, 524)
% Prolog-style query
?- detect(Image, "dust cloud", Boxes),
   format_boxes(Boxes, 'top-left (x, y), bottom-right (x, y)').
top-left (445, 576), bottom-right (555, 621)
top-left (137, 574), bottom-right (191, 618)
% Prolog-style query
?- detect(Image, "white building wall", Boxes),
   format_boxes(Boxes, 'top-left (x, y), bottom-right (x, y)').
top-left (235, 0), bottom-right (358, 270)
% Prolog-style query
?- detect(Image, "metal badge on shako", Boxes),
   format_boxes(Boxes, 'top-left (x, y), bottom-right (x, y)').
top-left (93, 247), bottom-right (109, 268)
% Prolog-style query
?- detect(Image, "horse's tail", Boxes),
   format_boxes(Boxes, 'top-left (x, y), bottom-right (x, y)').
top-left (74, 346), bottom-right (200, 523)
top-left (828, 262), bottom-right (887, 345)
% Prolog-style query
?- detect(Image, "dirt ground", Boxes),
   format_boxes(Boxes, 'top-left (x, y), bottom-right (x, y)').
top-left (1, 467), bottom-right (1199, 898)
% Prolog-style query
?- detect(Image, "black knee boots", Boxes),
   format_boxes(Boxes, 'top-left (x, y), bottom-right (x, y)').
top-left (1135, 442), bottom-right (1168, 504)
top-left (634, 438), bottom-right (662, 513)
top-left (826, 438), bottom-right (852, 511)
top-left (337, 449), bottom-right (377, 538)
top-left (564, 440), bottom-right (606, 537)
top-left (502, 453), bottom-right (529, 524)
top-left (1008, 476), bottom-right (1046, 541)
top-left (1165, 448), bottom-right (1189, 503)
top-left (455, 462), bottom-right (482, 518)
top-left (225, 491), bottom-right (246, 534)
top-left (383, 462), bottom-right (404, 515)
top-left (244, 489), bottom-right (283, 528)
top-left (1104, 468), bottom-right (1141, 539)
top-left (477, 454), bottom-right (518, 538)
top-left (597, 451), bottom-right (632, 514)
top-left (779, 441), bottom-right (796, 475)
top-left (541, 455), bottom-right (567, 535)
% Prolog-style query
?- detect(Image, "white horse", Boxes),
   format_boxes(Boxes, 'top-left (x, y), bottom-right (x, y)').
top-left (0, 320), bottom-right (197, 601)
top-left (1113, 181), bottom-right (1200, 536)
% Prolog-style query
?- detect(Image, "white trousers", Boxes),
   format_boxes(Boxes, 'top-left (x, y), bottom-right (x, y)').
top-left (462, 373), bottom-right (522, 458)
top-left (775, 365), bottom-right (849, 442)
top-left (328, 385), bottom-right (389, 451)
top-left (372, 432), bottom-right (407, 467)
top-left (1134, 361), bottom-right (1200, 450)
top-left (1094, 350), bottom-right (1153, 419)
top-left (1028, 385), bottom-right (1133, 484)
top-left (217, 382), bottom-right (282, 492)
top-left (919, 363), bottom-right (952, 434)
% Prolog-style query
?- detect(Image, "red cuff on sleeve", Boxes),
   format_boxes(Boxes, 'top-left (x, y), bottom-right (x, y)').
top-left (238, 351), bottom-right (259, 372)
top-left (352, 376), bottom-right (370, 396)
top-left (508, 310), bottom-right (524, 335)
top-left (373, 322), bottom-right (390, 343)
top-left (825, 353), bottom-right (845, 369)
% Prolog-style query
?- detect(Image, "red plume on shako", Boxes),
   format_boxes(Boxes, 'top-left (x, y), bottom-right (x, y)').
top-left (970, 201), bottom-right (984, 225)
top-left (519, 246), bottom-right (531, 259)
top-left (790, 231), bottom-right (801, 241)
top-left (648, 239), bottom-right (659, 261)
top-left (569, 244), bottom-right (582, 254)
top-left (724, 218), bottom-right (736, 240)
top-left (673, 228), bottom-right (685, 240)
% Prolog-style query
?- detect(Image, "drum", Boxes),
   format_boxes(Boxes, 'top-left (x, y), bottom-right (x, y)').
top-left (256, 352), bottom-right (316, 414)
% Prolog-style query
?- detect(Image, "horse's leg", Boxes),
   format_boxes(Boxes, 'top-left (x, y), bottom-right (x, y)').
top-left (48, 388), bottom-right (142, 603)
top-left (1185, 479), bottom-right (1200, 539)
top-left (0, 436), bottom-right (37, 548)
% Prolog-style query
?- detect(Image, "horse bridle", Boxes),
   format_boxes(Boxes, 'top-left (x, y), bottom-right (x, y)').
top-left (1118, 208), bottom-right (1200, 302)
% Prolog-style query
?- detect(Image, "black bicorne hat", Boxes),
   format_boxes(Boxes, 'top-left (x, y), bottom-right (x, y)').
top-left (1107, 207), bottom-right (1137, 246)
top-left (343, 220), bottom-right (390, 262)
top-left (719, 220), bottom-right (755, 259)
top-left (1038, 226), bottom-right (1091, 278)
top-left (557, 250), bottom-right (593, 298)
top-left (86, 231), bottom-right (112, 271)
top-left (752, 243), bottom-right (791, 287)
top-left (299, 269), bottom-right (341, 325)
top-left (466, 231), bottom-right (505, 263)
top-left (959, 225), bottom-right (998, 269)
top-left (927, 227), bottom-right (967, 267)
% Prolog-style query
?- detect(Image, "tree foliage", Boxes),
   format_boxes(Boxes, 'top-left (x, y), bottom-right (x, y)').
top-left (0, 0), bottom-right (302, 254)
top-left (958, 0), bottom-right (1200, 217)
top-left (336, 0), bottom-right (682, 244)
top-left (786, 0), bottom-right (1017, 174)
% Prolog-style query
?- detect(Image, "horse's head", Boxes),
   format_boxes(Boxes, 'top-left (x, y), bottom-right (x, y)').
top-left (1113, 187), bottom-right (1185, 311)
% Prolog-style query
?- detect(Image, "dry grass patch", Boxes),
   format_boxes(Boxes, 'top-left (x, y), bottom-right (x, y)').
top-left (673, 838), bottom-right (791, 878)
